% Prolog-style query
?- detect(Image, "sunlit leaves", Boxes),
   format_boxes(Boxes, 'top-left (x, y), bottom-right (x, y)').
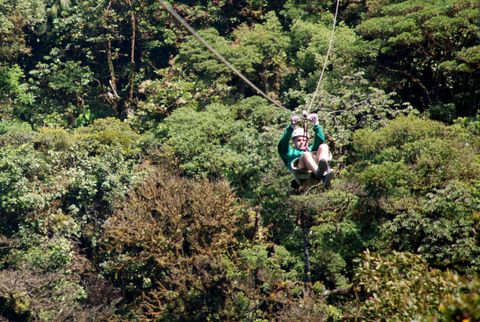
top-left (352, 251), bottom-right (463, 321)
top-left (356, 0), bottom-right (480, 117)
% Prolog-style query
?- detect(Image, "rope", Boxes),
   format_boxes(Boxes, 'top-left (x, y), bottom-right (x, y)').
top-left (305, 0), bottom-right (341, 113)
top-left (158, 0), bottom-right (289, 111)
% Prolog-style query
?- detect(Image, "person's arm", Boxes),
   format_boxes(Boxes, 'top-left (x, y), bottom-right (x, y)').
top-left (278, 125), bottom-right (294, 165)
top-left (311, 123), bottom-right (326, 151)
top-left (307, 113), bottom-right (326, 152)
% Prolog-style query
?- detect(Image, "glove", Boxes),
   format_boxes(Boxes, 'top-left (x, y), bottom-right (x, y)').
top-left (307, 113), bottom-right (318, 125)
top-left (291, 115), bottom-right (300, 126)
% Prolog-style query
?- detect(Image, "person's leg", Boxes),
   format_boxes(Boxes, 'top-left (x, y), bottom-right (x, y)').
top-left (297, 151), bottom-right (319, 172)
top-left (298, 147), bottom-right (334, 186)
top-left (314, 144), bottom-right (331, 179)
top-left (315, 144), bottom-right (330, 162)
top-left (315, 144), bottom-right (335, 189)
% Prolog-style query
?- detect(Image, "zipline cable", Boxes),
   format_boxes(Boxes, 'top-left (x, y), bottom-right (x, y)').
top-left (305, 0), bottom-right (341, 113)
top-left (158, 0), bottom-right (289, 111)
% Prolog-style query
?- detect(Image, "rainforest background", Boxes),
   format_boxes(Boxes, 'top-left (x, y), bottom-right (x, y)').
top-left (0, 0), bottom-right (479, 320)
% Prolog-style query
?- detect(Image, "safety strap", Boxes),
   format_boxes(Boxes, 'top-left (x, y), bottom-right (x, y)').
top-left (306, 0), bottom-right (341, 113)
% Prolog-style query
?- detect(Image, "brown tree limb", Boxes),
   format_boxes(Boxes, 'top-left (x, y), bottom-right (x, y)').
top-left (128, 9), bottom-right (136, 103)
top-left (385, 66), bottom-right (432, 106)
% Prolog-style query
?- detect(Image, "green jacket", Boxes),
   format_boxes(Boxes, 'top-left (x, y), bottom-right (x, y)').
top-left (278, 124), bottom-right (326, 172)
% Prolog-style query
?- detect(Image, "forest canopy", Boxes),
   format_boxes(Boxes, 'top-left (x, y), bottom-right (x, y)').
top-left (0, 0), bottom-right (479, 320)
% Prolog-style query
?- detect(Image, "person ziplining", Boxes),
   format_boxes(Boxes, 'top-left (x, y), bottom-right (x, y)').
top-left (158, 0), bottom-right (340, 189)
top-left (278, 113), bottom-right (334, 189)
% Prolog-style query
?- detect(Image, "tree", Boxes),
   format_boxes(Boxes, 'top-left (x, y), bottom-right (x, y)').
top-left (284, 13), bottom-right (364, 107)
top-left (100, 166), bottom-right (247, 320)
top-left (175, 12), bottom-right (290, 102)
top-left (0, 0), bottom-right (46, 61)
top-left (349, 251), bottom-right (465, 321)
top-left (0, 118), bottom-right (146, 319)
top-left (155, 96), bottom-right (287, 197)
top-left (356, 0), bottom-right (480, 120)
top-left (351, 115), bottom-right (480, 273)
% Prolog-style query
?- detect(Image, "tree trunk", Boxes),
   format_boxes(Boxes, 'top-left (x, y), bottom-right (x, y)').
top-left (122, 4), bottom-right (137, 119)
top-left (128, 11), bottom-right (136, 103)
top-left (106, 38), bottom-right (118, 99)
top-left (300, 210), bottom-right (312, 284)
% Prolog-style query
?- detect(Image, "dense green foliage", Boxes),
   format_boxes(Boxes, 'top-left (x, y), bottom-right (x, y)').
top-left (356, 0), bottom-right (480, 121)
top-left (0, 0), bottom-right (479, 320)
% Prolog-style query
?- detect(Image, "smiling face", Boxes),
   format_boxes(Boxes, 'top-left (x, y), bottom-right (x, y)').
top-left (293, 136), bottom-right (308, 150)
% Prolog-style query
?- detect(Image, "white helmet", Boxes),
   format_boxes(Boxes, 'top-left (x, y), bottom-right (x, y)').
top-left (292, 127), bottom-right (308, 139)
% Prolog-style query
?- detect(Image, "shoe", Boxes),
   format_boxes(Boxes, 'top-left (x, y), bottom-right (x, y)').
top-left (315, 159), bottom-right (329, 179)
top-left (323, 168), bottom-right (335, 189)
